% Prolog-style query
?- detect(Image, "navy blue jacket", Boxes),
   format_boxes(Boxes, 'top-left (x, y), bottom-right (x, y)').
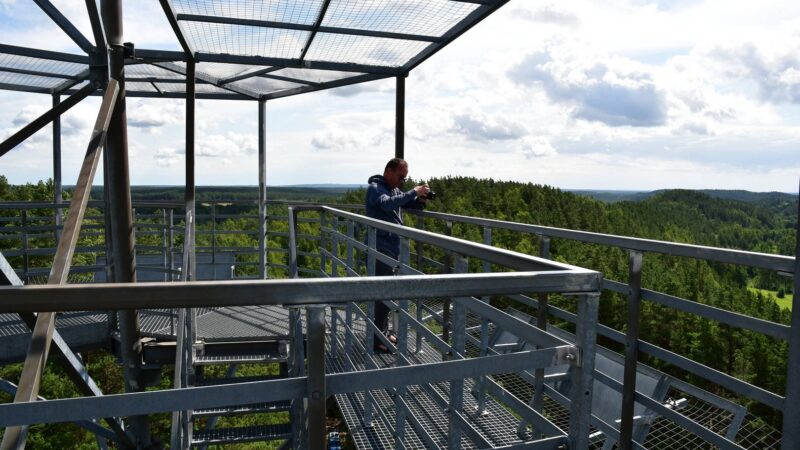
top-left (365, 174), bottom-right (423, 258)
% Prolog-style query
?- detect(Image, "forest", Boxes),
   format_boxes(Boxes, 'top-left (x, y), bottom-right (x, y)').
top-left (0, 174), bottom-right (797, 448)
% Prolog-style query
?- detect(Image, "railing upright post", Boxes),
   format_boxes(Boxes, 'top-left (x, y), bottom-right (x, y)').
top-left (21, 210), bottom-right (29, 283)
top-left (162, 209), bottom-right (168, 281)
top-left (331, 215), bottom-right (339, 277)
top-left (442, 221), bottom-right (454, 344)
top-left (211, 203), bottom-right (217, 279)
top-left (363, 227), bottom-right (377, 427)
top-left (289, 307), bottom-right (307, 449)
top-left (394, 237), bottom-right (411, 447)
top-left (346, 219), bottom-right (355, 271)
top-left (288, 207), bottom-right (299, 279)
top-left (415, 216), bottom-right (425, 353)
top-left (448, 254), bottom-right (468, 449)
top-left (168, 208), bottom-right (174, 281)
top-left (320, 211), bottom-right (329, 276)
top-left (531, 235), bottom-right (551, 426)
top-left (568, 292), bottom-right (600, 450)
top-left (781, 188), bottom-right (800, 450)
top-left (476, 226), bottom-right (492, 414)
top-left (306, 306), bottom-right (327, 450)
top-left (620, 250), bottom-right (643, 450)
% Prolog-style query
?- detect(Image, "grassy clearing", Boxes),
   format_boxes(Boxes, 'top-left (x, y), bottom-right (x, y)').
top-left (747, 285), bottom-right (793, 311)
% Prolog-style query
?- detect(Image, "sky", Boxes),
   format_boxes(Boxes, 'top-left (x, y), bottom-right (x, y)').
top-left (0, 0), bottom-right (799, 192)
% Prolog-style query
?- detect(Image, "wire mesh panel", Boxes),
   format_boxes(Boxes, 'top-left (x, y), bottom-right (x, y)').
top-left (179, 21), bottom-right (309, 57)
top-left (0, 54), bottom-right (86, 78)
top-left (125, 81), bottom-right (159, 94)
top-left (230, 76), bottom-right (304, 95)
top-left (195, 62), bottom-right (270, 81)
top-left (126, 63), bottom-right (186, 80)
top-left (304, 32), bottom-right (429, 67)
top-left (172, 0), bottom-right (325, 24)
top-left (322, 0), bottom-right (479, 37)
top-left (268, 67), bottom-right (359, 84)
top-left (0, 71), bottom-right (64, 89)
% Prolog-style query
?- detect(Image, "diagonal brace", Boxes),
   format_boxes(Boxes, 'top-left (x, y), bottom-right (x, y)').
top-left (0, 83), bottom-right (95, 158)
top-left (0, 79), bottom-right (119, 450)
top-left (33, 0), bottom-right (94, 53)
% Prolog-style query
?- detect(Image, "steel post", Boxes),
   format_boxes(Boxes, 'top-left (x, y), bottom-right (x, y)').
top-left (320, 212), bottom-right (329, 275)
top-left (395, 238), bottom-right (411, 447)
top-left (531, 236), bottom-right (551, 430)
top-left (258, 100), bottom-right (268, 279)
top-left (363, 228), bottom-right (377, 427)
top-left (781, 182), bottom-right (800, 450)
top-left (442, 221), bottom-right (453, 343)
top-left (476, 226), bottom-right (492, 414)
top-left (289, 308), bottom-right (307, 448)
top-left (306, 306), bottom-right (327, 450)
top-left (331, 215), bottom-right (340, 276)
top-left (568, 293), bottom-right (600, 450)
top-left (52, 94), bottom-right (62, 244)
top-left (101, 1), bottom-right (148, 446)
top-left (395, 75), bottom-right (405, 159)
top-left (448, 254), bottom-right (468, 449)
top-left (620, 250), bottom-right (643, 450)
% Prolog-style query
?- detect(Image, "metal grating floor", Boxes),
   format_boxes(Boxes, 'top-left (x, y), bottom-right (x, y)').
top-left (325, 306), bottom-right (542, 449)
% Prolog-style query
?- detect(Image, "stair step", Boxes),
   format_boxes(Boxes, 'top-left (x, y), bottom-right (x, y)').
top-left (191, 424), bottom-right (292, 446)
top-left (194, 374), bottom-right (283, 387)
top-left (194, 353), bottom-right (285, 365)
top-left (193, 400), bottom-right (291, 417)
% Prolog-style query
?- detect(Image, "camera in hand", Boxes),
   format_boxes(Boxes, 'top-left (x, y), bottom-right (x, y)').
top-left (425, 190), bottom-right (437, 200)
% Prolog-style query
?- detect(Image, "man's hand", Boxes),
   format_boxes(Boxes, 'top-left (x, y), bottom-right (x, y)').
top-left (414, 184), bottom-right (430, 199)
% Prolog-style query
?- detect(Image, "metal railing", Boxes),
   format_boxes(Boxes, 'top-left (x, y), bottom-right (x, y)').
top-left (0, 204), bottom-right (603, 449)
top-left (403, 209), bottom-right (798, 450)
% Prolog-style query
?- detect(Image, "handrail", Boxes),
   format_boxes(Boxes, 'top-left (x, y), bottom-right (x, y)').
top-left (406, 209), bottom-right (794, 273)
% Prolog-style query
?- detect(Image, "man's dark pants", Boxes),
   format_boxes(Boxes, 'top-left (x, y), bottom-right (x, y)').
top-left (374, 259), bottom-right (394, 347)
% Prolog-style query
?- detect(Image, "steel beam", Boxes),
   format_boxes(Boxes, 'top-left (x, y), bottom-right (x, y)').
top-left (300, 0), bottom-right (331, 62)
top-left (0, 79), bottom-right (118, 450)
top-left (196, 52), bottom-right (401, 76)
top-left (33, 0), bottom-right (93, 53)
top-left (0, 43), bottom-right (89, 64)
top-left (262, 73), bottom-right (390, 101)
top-left (159, 0), bottom-right (193, 55)
top-left (258, 100), bottom-right (268, 279)
top-left (781, 181), bottom-right (800, 450)
top-left (178, 13), bottom-right (441, 43)
top-left (85, 0), bottom-right (106, 49)
top-left (395, 75), bottom-right (405, 159)
top-left (52, 95), bottom-right (63, 243)
top-left (0, 83), bottom-right (94, 158)
top-left (0, 66), bottom-right (79, 80)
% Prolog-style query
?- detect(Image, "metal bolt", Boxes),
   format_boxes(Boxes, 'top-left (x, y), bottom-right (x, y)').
top-left (565, 353), bottom-right (575, 361)
top-left (312, 390), bottom-right (322, 400)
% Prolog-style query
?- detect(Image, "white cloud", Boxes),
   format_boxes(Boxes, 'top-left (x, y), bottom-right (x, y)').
top-left (519, 136), bottom-right (557, 158)
top-left (509, 43), bottom-right (668, 127)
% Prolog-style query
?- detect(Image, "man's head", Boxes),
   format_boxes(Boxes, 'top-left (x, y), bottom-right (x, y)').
top-left (383, 158), bottom-right (408, 189)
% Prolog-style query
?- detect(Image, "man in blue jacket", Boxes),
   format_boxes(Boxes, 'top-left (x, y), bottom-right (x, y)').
top-left (365, 158), bottom-right (430, 352)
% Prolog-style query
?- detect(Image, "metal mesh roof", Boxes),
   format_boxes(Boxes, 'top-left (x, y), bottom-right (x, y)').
top-left (0, 0), bottom-right (508, 100)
